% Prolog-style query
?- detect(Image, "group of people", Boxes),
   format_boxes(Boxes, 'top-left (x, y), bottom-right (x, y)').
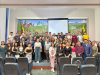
top-left (0, 31), bottom-right (100, 72)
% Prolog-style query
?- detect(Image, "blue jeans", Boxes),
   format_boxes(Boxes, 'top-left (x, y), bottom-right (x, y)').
top-left (35, 47), bottom-right (41, 61)
top-left (76, 54), bottom-right (82, 57)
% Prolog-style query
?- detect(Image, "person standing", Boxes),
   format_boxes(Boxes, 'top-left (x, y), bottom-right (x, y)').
top-left (83, 32), bottom-right (89, 40)
top-left (44, 32), bottom-right (48, 38)
top-left (57, 33), bottom-right (61, 39)
top-left (49, 43), bottom-right (56, 72)
top-left (28, 31), bottom-right (34, 40)
top-left (0, 41), bottom-right (6, 58)
top-left (34, 39), bottom-right (42, 63)
top-left (11, 39), bottom-right (16, 47)
top-left (60, 32), bottom-right (64, 40)
top-left (6, 43), bottom-right (12, 57)
top-left (24, 43), bottom-right (33, 63)
top-left (77, 32), bottom-right (83, 44)
top-left (7, 32), bottom-right (14, 43)
top-left (75, 41), bottom-right (84, 57)
top-left (65, 33), bottom-right (68, 38)
top-left (92, 41), bottom-right (98, 57)
top-left (53, 33), bottom-right (57, 43)
top-left (44, 39), bottom-right (51, 62)
top-left (21, 37), bottom-right (27, 48)
top-left (49, 32), bottom-right (52, 42)
top-left (82, 39), bottom-right (93, 61)
top-left (67, 32), bottom-right (72, 40)
top-left (72, 33), bottom-right (78, 44)
top-left (14, 33), bottom-right (20, 46)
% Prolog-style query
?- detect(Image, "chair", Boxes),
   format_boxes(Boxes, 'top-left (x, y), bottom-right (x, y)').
top-left (62, 64), bottom-right (78, 75)
top-left (18, 57), bottom-right (33, 74)
top-left (72, 57), bottom-right (84, 68)
top-left (58, 57), bottom-right (71, 75)
top-left (0, 65), bottom-right (3, 75)
top-left (5, 57), bottom-right (16, 63)
top-left (0, 57), bottom-right (4, 72)
top-left (80, 65), bottom-right (96, 75)
top-left (4, 63), bottom-right (26, 75)
top-left (85, 57), bottom-right (96, 65)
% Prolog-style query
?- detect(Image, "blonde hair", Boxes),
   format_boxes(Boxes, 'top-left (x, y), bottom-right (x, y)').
top-left (66, 42), bottom-right (70, 47)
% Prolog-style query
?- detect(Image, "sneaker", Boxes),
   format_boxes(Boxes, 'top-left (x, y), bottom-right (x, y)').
top-left (52, 69), bottom-right (55, 73)
top-left (51, 68), bottom-right (53, 71)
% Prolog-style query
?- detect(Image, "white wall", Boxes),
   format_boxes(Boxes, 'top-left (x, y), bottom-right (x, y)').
top-left (0, 8), bottom-right (6, 43)
top-left (9, 9), bottom-right (95, 41)
top-left (95, 8), bottom-right (100, 41)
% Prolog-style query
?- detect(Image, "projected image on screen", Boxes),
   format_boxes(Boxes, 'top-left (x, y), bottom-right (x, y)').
top-left (48, 20), bottom-right (68, 35)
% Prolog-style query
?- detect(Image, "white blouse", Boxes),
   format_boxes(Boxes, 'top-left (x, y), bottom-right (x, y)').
top-left (49, 47), bottom-right (56, 56)
top-left (34, 42), bottom-right (42, 49)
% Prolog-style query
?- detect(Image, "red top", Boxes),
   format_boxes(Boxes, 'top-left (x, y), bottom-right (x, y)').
top-left (72, 47), bottom-right (75, 52)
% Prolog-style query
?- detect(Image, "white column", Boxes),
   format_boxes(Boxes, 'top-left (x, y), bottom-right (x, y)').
top-left (0, 8), bottom-right (6, 43)
top-left (95, 8), bottom-right (100, 41)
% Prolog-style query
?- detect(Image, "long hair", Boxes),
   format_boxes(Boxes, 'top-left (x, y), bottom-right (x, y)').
top-left (1, 41), bottom-right (5, 45)
top-left (6, 43), bottom-right (12, 49)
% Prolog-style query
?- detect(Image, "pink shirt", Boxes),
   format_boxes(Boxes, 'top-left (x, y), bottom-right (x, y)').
top-left (72, 47), bottom-right (75, 52)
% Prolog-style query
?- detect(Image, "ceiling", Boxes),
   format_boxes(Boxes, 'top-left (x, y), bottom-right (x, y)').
top-left (0, 0), bottom-right (100, 6)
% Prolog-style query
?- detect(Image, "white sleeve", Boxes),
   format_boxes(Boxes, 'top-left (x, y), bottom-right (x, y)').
top-left (53, 48), bottom-right (56, 56)
top-left (49, 47), bottom-right (52, 56)
top-left (40, 43), bottom-right (42, 49)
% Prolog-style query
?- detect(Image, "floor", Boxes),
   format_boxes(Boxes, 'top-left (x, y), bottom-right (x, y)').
top-left (31, 69), bottom-right (57, 75)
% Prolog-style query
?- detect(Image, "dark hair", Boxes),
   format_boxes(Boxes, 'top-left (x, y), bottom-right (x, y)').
top-left (1, 41), bottom-right (5, 45)
top-left (66, 33), bottom-right (68, 34)
top-left (29, 31), bottom-right (31, 32)
top-left (10, 32), bottom-right (13, 33)
top-left (49, 32), bottom-right (51, 33)
top-left (98, 42), bottom-right (100, 47)
top-left (28, 43), bottom-right (31, 45)
top-left (6, 43), bottom-right (12, 49)
top-left (72, 42), bottom-right (76, 47)
top-left (68, 32), bottom-right (70, 33)
top-left (84, 39), bottom-right (88, 41)
top-left (14, 42), bottom-right (18, 48)
top-left (51, 43), bottom-right (55, 47)
top-left (20, 42), bottom-right (23, 46)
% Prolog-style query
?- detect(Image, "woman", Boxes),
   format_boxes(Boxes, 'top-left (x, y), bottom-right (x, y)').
top-left (64, 42), bottom-right (72, 58)
top-left (34, 39), bottom-right (42, 63)
top-left (57, 43), bottom-right (64, 62)
top-left (0, 41), bottom-right (6, 58)
top-left (72, 33), bottom-right (78, 44)
top-left (68, 39), bottom-right (72, 46)
top-left (33, 36), bottom-right (37, 42)
top-left (49, 43), bottom-right (56, 72)
top-left (97, 42), bottom-right (100, 60)
top-left (62, 40), bottom-right (66, 48)
top-left (59, 38), bottom-right (63, 44)
top-left (25, 43), bottom-right (33, 63)
top-left (12, 42), bottom-right (18, 57)
top-left (51, 38), bottom-right (55, 44)
top-left (92, 41), bottom-right (98, 57)
top-left (71, 42), bottom-right (76, 61)
top-left (88, 40), bottom-right (92, 45)
top-left (18, 42), bottom-right (25, 57)
top-left (75, 41), bottom-right (84, 57)
top-left (55, 39), bottom-right (59, 48)
top-left (6, 43), bottom-right (12, 57)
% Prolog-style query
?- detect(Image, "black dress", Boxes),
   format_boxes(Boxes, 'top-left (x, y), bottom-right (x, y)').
top-left (6, 47), bottom-right (12, 57)
top-left (64, 47), bottom-right (72, 58)
top-left (57, 47), bottom-right (64, 60)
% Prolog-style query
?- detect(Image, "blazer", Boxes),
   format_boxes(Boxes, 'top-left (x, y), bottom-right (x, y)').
top-left (82, 43), bottom-right (93, 57)
top-left (14, 36), bottom-right (20, 42)
top-left (27, 40), bottom-right (34, 48)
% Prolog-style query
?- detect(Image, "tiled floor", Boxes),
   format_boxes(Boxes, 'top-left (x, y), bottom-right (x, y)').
top-left (31, 69), bottom-right (57, 75)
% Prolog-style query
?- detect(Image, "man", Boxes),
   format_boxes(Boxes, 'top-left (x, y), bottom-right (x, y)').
top-left (82, 39), bottom-right (93, 61)
top-left (60, 32), bottom-right (64, 40)
top-left (65, 33), bottom-right (68, 38)
top-left (83, 32), bottom-right (89, 40)
top-left (11, 39), bottom-right (16, 47)
top-left (27, 37), bottom-right (34, 48)
top-left (77, 32), bottom-right (83, 44)
top-left (14, 33), bottom-right (20, 46)
top-left (57, 33), bottom-right (61, 39)
top-left (21, 37), bottom-right (27, 48)
top-left (23, 34), bottom-right (28, 41)
top-left (35, 32), bottom-right (39, 38)
top-left (40, 33), bottom-right (44, 38)
top-left (53, 33), bottom-right (57, 42)
top-left (7, 32), bottom-right (14, 43)
top-left (67, 32), bottom-right (72, 40)
top-left (44, 38), bottom-right (51, 62)
top-left (49, 32), bottom-right (52, 42)
top-left (28, 31), bottom-right (34, 40)
top-left (44, 32), bottom-right (48, 38)
top-left (72, 33), bottom-right (78, 44)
